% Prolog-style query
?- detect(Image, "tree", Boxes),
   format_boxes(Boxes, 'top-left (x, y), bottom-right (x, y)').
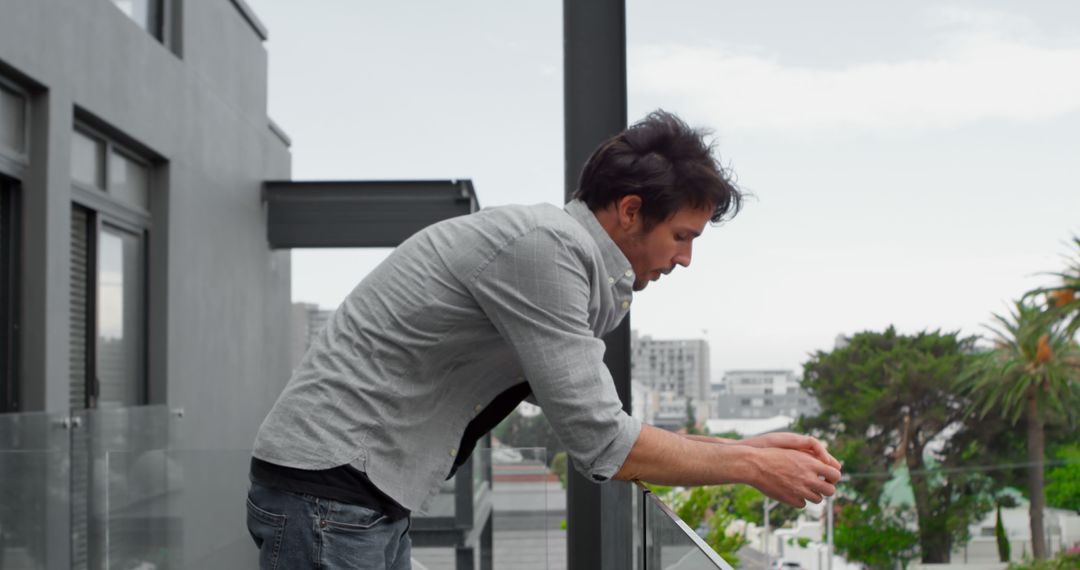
top-left (1045, 444), bottom-right (1080, 513)
top-left (663, 485), bottom-right (749, 565)
top-left (996, 502), bottom-right (1012, 563)
top-left (799, 328), bottom-right (994, 562)
top-left (960, 300), bottom-right (1080, 560)
top-left (1028, 236), bottom-right (1080, 337)
top-left (832, 499), bottom-right (919, 570)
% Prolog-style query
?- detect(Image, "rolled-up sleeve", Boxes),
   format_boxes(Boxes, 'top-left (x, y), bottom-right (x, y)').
top-left (467, 228), bottom-right (641, 482)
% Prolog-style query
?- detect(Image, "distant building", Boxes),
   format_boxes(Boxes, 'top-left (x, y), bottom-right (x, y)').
top-left (712, 370), bottom-right (819, 419)
top-left (631, 331), bottom-right (711, 429)
top-left (290, 302), bottom-right (335, 369)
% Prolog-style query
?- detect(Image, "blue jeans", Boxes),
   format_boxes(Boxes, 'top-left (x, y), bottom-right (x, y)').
top-left (246, 481), bottom-right (412, 569)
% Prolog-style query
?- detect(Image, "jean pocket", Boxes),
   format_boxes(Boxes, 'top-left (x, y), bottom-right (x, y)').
top-left (247, 496), bottom-right (287, 569)
top-left (322, 502), bottom-right (388, 532)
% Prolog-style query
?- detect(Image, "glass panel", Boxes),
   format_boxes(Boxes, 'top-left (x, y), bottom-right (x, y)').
top-left (0, 411), bottom-right (74, 570)
top-left (643, 486), bottom-right (734, 570)
top-left (71, 130), bottom-right (104, 189)
top-left (0, 84), bottom-right (25, 154)
top-left (488, 447), bottom-right (556, 569)
top-left (96, 225), bottom-right (144, 407)
top-left (410, 447), bottom-right (556, 570)
top-left (106, 449), bottom-right (255, 569)
top-left (111, 0), bottom-right (161, 37)
top-left (108, 149), bottom-right (150, 211)
top-left (71, 406), bottom-right (171, 570)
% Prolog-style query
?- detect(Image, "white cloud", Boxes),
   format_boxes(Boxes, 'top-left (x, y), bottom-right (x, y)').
top-left (631, 30), bottom-right (1080, 134)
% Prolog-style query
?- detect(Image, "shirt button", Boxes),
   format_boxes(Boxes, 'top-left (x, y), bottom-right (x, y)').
top-left (624, 270), bottom-right (633, 278)
top-left (474, 404), bottom-right (483, 413)
top-left (449, 448), bottom-right (458, 458)
top-left (621, 300), bottom-right (630, 310)
top-left (607, 277), bottom-right (615, 284)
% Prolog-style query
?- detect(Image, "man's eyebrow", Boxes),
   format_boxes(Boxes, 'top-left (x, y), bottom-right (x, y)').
top-left (678, 228), bottom-right (702, 238)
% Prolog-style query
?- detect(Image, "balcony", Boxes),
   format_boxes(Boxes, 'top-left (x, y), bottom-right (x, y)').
top-left (0, 405), bottom-right (733, 569)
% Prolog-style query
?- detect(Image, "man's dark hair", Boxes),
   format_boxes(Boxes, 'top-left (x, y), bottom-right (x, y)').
top-left (573, 110), bottom-right (742, 230)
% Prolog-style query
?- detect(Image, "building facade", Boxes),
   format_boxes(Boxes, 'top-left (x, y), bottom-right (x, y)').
top-left (0, 0), bottom-right (293, 567)
top-left (711, 369), bottom-right (819, 420)
top-left (630, 331), bottom-right (711, 429)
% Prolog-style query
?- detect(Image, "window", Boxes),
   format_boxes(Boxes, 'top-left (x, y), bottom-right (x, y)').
top-left (69, 124), bottom-right (153, 409)
top-left (0, 83), bottom-right (27, 157)
top-left (110, 0), bottom-right (164, 40)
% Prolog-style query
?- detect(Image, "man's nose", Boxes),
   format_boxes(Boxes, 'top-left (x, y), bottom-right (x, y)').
top-left (673, 245), bottom-right (692, 268)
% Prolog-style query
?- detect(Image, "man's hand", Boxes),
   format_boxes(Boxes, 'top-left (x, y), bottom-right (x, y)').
top-left (746, 447), bottom-right (842, 508)
top-left (739, 432), bottom-right (842, 471)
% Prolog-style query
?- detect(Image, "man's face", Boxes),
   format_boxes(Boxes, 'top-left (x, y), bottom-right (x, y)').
top-left (621, 206), bottom-right (713, 291)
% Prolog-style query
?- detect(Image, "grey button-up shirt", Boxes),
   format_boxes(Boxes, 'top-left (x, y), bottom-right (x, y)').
top-left (253, 200), bottom-right (643, 512)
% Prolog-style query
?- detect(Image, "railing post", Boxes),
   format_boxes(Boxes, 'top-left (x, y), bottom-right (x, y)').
top-left (826, 495), bottom-right (834, 570)
top-left (564, 0), bottom-right (630, 568)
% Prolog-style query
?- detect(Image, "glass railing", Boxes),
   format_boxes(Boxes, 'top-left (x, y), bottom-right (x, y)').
top-left (638, 482), bottom-right (735, 570)
top-left (0, 410), bottom-right (72, 570)
top-left (411, 447), bottom-right (560, 570)
top-left (0, 407), bottom-right (737, 570)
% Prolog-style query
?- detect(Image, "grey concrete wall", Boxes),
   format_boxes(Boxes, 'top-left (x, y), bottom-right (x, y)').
top-left (2, 1), bottom-right (292, 566)
top-left (1, 0), bottom-right (291, 444)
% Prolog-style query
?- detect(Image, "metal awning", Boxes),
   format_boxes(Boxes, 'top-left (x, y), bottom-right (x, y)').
top-left (264, 179), bottom-right (479, 249)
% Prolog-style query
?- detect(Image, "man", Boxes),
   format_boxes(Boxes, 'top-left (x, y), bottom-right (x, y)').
top-left (248, 111), bottom-right (842, 569)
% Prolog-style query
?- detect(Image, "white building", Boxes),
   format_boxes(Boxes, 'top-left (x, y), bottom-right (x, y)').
top-left (712, 369), bottom-right (819, 419)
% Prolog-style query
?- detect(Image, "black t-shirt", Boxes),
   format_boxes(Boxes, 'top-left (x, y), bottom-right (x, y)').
top-left (249, 457), bottom-right (411, 521)
top-left (250, 382), bottom-right (532, 519)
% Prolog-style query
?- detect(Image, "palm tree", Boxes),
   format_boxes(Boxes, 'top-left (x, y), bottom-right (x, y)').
top-left (1028, 236), bottom-right (1080, 336)
top-left (961, 300), bottom-right (1080, 560)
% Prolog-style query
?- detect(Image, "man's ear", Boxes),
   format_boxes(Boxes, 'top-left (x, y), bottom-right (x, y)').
top-left (617, 195), bottom-right (643, 231)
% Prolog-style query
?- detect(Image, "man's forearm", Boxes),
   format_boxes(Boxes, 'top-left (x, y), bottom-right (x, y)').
top-left (613, 423), bottom-right (757, 486)
top-left (613, 423), bottom-right (843, 508)
top-left (682, 433), bottom-right (737, 445)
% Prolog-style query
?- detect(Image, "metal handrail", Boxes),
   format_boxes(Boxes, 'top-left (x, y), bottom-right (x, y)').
top-left (637, 482), bottom-right (736, 570)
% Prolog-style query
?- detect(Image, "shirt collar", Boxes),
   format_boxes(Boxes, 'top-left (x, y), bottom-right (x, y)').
top-left (564, 200), bottom-right (634, 284)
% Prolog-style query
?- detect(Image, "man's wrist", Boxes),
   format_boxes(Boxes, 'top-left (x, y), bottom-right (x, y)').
top-left (713, 441), bottom-right (760, 486)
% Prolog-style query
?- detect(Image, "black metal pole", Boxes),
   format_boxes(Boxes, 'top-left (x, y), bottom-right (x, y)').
top-left (563, 1), bottom-right (631, 569)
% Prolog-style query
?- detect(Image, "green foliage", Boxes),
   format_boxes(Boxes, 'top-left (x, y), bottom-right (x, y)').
top-left (646, 486), bottom-right (750, 564)
top-left (1046, 444), bottom-right (1080, 513)
top-left (667, 486), bottom-right (748, 566)
top-left (832, 500), bottom-right (919, 570)
top-left (960, 300), bottom-right (1080, 428)
top-left (1025, 235), bottom-right (1080, 337)
top-left (799, 327), bottom-right (994, 562)
top-left (684, 398), bottom-right (704, 435)
top-left (551, 451), bottom-right (569, 489)
top-left (960, 298), bottom-right (1080, 560)
top-left (1006, 549), bottom-right (1080, 570)
top-left (996, 503), bottom-right (1011, 562)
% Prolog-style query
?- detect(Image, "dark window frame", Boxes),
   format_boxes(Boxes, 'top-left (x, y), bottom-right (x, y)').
top-left (0, 177), bottom-right (19, 412)
top-left (0, 75), bottom-right (27, 413)
top-left (70, 122), bottom-right (153, 409)
top-left (0, 75), bottom-right (29, 175)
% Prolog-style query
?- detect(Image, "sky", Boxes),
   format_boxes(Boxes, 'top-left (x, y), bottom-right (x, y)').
top-left (247, 0), bottom-right (1080, 379)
